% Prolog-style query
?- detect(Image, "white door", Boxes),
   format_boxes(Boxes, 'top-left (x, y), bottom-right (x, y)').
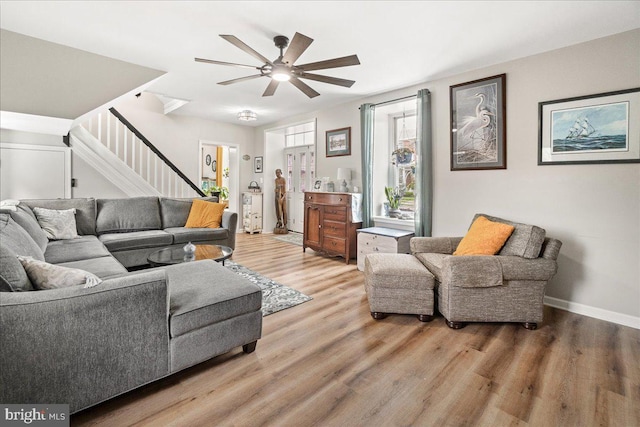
top-left (0, 143), bottom-right (71, 200)
top-left (284, 145), bottom-right (315, 233)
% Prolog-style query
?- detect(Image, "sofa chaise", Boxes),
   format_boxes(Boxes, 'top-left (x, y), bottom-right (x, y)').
top-left (0, 196), bottom-right (262, 414)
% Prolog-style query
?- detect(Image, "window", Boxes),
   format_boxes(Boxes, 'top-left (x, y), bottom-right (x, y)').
top-left (391, 113), bottom-right (416, 217)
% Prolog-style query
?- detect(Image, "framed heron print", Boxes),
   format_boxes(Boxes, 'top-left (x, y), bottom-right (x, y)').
top-left (538, 88), bottom-right (640, 165)
top-left (450, 74), bottom-right (506, 170)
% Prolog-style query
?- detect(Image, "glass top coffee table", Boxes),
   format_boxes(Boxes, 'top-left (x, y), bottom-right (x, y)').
top-left (147, 244), bottom-right (233, 267)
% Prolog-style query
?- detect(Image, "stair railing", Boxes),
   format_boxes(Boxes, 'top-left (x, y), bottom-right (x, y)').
top-left (83, 108), bottom-right (205, 198)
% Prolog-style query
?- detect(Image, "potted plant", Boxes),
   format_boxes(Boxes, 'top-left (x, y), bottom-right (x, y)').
top-left (209, 185), bottom-right (229, 207)
top-left (384, 186), bottom-right (403, 218)
top-left (392, 147), bottom-right (414, 165)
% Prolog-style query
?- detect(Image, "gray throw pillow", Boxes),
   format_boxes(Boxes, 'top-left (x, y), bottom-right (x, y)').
top-left (33, 207), bottom-right (79, 240)
top-left (0, 204), bottom-right (49, 252)
top-left (0, 214), bottom-right (45, 261)
top-left (17, 256), bottom-right (102, 290)
top-left (0, 244), bottom-right (34, 292)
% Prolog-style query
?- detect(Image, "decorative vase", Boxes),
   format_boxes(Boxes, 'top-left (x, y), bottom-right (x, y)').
top-left (183, 241), bottom-right (196, 255)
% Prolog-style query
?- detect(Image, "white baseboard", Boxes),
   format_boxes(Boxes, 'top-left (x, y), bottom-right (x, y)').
top-left (544, 296), bottom-right (640, 330)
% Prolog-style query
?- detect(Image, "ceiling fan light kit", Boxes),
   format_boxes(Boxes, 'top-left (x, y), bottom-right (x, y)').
top-left (195, 32), bottom-right (360, 99)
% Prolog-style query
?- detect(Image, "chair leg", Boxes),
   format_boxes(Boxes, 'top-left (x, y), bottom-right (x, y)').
top-left (446, 320), bottom-right (466, 329)
top-left (417, 314), bottom-right (433, 322)
top-left (242, 341), bottom-right (257, 353)
top-left (523, 322), bottom-right (538, 330)
top-left (371, 312), bottom-right (388, 320)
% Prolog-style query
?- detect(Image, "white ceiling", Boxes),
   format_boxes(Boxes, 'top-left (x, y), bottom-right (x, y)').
top-left (1, 1), bottom-right (639, 127)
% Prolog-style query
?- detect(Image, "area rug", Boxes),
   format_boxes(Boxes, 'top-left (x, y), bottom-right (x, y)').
top-left (225, 260), bottom-right (312, 316)
top-left (273, 232), bottom-right (304, 246)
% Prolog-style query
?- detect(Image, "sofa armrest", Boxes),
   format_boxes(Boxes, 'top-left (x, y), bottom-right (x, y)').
top-left (498, 256), bottom-right (558, 281)
top-left (0, 269), bottom-right (170, 413)
top-left (410, 237), bottom-right (463, 254)
top-left (221, 210), bottom-right (238, 249)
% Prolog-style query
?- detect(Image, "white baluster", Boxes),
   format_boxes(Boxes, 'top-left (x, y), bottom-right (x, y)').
top-left (146, 146), bottom-right (151, 183)
top-left (115, 121), bottom-right (119, 158)
top-left (106, 113), bottom-right (111, 151)
top-left (123, 130), bottom-right (128, 166)
top-left (131, 136), bottom-right (136, 173)
top-left (97, 113), bottom-right (102, 143)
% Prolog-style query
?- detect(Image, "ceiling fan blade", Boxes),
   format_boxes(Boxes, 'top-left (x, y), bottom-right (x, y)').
top-left (297, 55), bottom-right (361, 71)
top-left (195, 58), bottom-right (261, 70)
top-left (289, 77), bottom-right (320, 98)
top-left (282, 32), bottom-right (313, 65)
top-left (298, 72), bottom-right (355, 88)
top-left (262, 79), bottom-right (280, 97)
top-left (217, 74), bottom-right (264, 86)
top-left (220, 34), bottom-right (273, 65)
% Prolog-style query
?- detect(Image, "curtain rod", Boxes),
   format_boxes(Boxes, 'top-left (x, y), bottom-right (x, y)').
top-left (373, 94), bottom-right (417, 107)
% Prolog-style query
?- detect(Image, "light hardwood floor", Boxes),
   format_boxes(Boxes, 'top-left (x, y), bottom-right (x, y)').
top-left (73, 233), bottom-right (640, 427)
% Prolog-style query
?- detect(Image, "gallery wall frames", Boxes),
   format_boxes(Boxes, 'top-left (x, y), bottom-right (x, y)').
top-left (450, 74), bottom-right (506, 171)
top-left (538, 87), bottom-right (640, 165)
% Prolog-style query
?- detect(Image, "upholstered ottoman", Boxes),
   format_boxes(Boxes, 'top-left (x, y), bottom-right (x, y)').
top-left (363, 253), bottom-right (435, 322)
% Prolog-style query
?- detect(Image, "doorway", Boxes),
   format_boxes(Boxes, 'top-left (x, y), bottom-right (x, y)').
top-left (199, 140), bottom-right (240, 216)
top-left (284, 145), bottom-right (315, 233)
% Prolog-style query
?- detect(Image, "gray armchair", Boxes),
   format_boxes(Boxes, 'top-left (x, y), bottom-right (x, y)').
top-left (411, 214), bottom-right (562, 330)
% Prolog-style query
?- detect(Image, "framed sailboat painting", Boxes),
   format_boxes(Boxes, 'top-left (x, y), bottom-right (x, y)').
top-left (538, 88), bottom-right (640, 165)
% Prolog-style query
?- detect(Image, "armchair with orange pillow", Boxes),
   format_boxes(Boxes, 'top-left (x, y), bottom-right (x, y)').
top-left (411, 214), bottom-right (562, 330)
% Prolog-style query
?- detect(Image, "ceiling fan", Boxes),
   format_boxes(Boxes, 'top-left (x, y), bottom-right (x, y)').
top-left (195, 32), bottom-right (360, 98)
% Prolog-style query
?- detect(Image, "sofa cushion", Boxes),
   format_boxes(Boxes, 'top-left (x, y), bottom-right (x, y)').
top-left (57, 255), bottom-right (128, 279)
top-left (21, 198), bottom-right (96, 236)
top-left (18, 256), bottom-right (102, 290)
top-left (454, 216), bottom-right (515, 256)
top-left (166, 261), bottom-right (262, 338)
top-left (96, 197), bottom-right (161, 234)
top-left (0, 214), bottom-right (45, 261)
top-left (414, 252), bottom-right (447, 283)
top-left (185, 199), bottom-right (225, 229)
top-left (164, 227), bottom-right (229, 244)
top-left (473, 214), bottom-right (546, 259)
top-left (33, 207), bottom-right (79, 240)
top-left (98, 230), bottom-right (173, 252)
top-left (0, 244), bottom-right (34, 292)
top-left (160, 198), bottom-right (193, 229)
top-left (44, 235), bottom-right (111, 264)
top-left (0, 205), bottom-right (49, 252)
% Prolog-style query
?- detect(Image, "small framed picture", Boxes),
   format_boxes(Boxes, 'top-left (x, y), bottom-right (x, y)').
top-left (312, 179), bottom-right (322, 191)
top-left (254, 156), bottom-right (263, 173)
top-left (326, 127), bottom-right (351, 157)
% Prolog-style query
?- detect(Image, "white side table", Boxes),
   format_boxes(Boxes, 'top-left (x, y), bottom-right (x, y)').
top-left (357, 227), bottom-right (415, 271)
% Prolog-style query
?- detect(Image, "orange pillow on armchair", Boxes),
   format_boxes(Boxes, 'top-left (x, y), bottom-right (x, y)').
top-left (453, 215), bottom-right (515, 256)
top-left (185, 199), bottom-right (226, 229)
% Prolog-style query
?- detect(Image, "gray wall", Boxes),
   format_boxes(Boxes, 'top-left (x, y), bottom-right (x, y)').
top-left (255, 29), bottom-right (640, 326)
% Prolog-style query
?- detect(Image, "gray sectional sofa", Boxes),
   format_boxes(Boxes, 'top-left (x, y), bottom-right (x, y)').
top-left (0, 196), bottom-right (262, 414)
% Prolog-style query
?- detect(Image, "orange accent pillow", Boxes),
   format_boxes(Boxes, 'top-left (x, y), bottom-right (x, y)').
top-left (185, 199), bottom-right (225, 229)
top-left (453, 216), bottom-right (515, 256)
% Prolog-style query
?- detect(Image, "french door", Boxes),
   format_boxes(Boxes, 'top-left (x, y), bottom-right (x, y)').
top-left (284, 145), bottom-right (315, 233)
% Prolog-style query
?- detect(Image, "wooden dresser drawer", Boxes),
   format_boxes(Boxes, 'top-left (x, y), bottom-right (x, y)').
top-left (323, 236), bottom-right (346, 253)
top-left (323, 206), bottom-right (347, 222)
top-left (323, 220), bottom-right (346, 237)
top-left (305, 192), bottom-right (349, 206)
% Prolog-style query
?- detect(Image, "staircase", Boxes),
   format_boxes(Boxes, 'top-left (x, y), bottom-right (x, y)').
top-left (70, 108), bottom-right (204, 198)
